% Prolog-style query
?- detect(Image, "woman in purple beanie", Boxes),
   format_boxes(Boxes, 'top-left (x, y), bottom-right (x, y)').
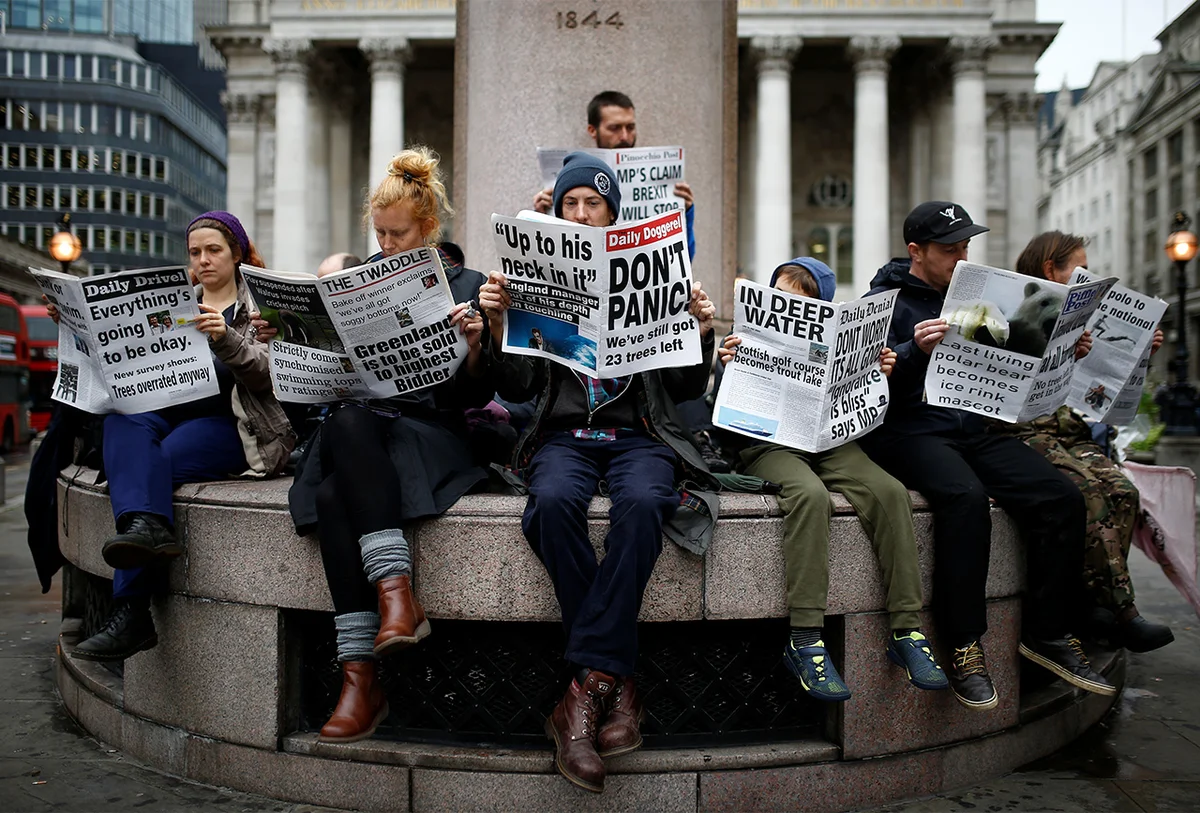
top-left (69, 211), bottom-right (295, 663)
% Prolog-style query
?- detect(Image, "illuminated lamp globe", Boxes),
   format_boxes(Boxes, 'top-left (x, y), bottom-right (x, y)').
top-left (1165, 229), bottom-right (1198, 263)
top-left (49, 230), bottom-right (82, 265)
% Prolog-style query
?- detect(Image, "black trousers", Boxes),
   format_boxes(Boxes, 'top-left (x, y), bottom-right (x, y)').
top-left (866, 432), bottom-right (1086, 647)
top-left (315, 406), bottom-right (408, 615)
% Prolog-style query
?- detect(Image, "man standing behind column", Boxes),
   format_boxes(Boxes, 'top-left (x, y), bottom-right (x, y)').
top-left (532, 91), bottom-right (696, 260)
top-left (859, 201), bottom-right (1115, 710)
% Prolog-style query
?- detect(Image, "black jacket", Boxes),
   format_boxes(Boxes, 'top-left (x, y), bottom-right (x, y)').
top-left (863, 258), bottom-right (984, 445)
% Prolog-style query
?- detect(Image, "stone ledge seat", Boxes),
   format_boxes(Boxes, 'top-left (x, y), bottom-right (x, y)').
top-left (55, 467), bottom-right (1122, 813)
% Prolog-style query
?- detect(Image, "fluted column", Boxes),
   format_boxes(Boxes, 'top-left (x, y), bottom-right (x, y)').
top-left (360, 37), bottom-right (412, 255)
top-left (328, 90), bottom-right (356, 257)
top-left (265, 37), bottom-right (312, 274)
top-left (1004, 92), bottom-right (1040, 265)
top-left (220, 91), bottom-right (260, 239)
top-left (751, 36), bottom-right (802, 283)
top-left (949, 36), bottom-right (996, 261)
top-left (849, 35), bottom-right (899, 295)
top-left (308, 75), bottom-right (332, 273)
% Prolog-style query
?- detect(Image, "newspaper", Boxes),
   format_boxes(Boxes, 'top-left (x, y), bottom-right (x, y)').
top-left (1065, 270), bottom-right (1168, 424)
top-left (492, 209), bottom-right (700, 378)
top-left (28, 266), bottom-right (216, 414)
top-left (926, 262), bottom-right (1116, 423)
top-left (241, 248), bottom-right (466, 403)
top-left (537, 146), bottom-right (685, 222)
top-left (713, 280), bottom-right (898, 453)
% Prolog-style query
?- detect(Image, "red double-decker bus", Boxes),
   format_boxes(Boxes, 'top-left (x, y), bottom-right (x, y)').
top-left (21, 304), bottom-right (58, 434)
top-left (0, 294), bottom-right (32, 452)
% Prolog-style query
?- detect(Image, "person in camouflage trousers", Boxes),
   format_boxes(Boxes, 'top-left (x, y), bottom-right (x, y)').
top-left (997, 231), bottom-right (1174, 653)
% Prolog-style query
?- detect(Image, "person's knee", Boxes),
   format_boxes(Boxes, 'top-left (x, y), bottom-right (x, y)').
top-left (528, 479), bottom-right (591, 523)
top-left (320, 406), bottom-right (376, 451)
top-left (777, 483), bottom-right (831, 522)
top-left (613, 483), bottom-right (677, 525)
top-left (930, 478), bottom-right (989, 515)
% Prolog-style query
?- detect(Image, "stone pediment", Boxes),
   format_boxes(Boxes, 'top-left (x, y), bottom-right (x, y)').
top-left (1127, 63), bottom-right (1200, 133)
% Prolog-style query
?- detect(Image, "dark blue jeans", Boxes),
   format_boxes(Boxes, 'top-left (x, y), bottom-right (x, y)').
top-left (103, 412), bottom-right (246, 598)
top-left (522, 433), bottom-right (679, 676)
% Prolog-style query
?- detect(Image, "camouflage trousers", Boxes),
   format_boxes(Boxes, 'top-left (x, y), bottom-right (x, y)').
top-left (1021, 427), bottom-right (1138, 612)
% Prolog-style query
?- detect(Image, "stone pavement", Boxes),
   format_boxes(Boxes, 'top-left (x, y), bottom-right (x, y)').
top-left (0, 454), bottom-right (1197, 813)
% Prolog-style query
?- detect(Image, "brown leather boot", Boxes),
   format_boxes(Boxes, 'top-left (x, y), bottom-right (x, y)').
top-left (597, 676), bottom-right (644, 758)
top-left (544, 671), bottom-right (615, 793)
top-left (318, 661), bottom-right (389, 743)
top-left (374, 575), bottom-right (431, 657)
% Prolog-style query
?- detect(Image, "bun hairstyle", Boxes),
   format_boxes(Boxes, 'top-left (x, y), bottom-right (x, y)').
top-left (186, 213), bottom-right (266, 268)
top-left (366, 146), bottom-right (453, 243)
top-left (1015, 231), bottom-right (1087, 280)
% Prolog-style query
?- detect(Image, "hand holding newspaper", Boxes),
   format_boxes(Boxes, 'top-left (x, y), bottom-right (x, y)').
top-left (713, 279), bottom-right (898, 453)
top-left (1066, 270), bottom-right (1168, 424)
top-left (241, 248), bottom-right (466, 403)
top-left (926, 261), bottom-right (1116, 422)
top-left (490, 208), bottom-right (700, 377)
top-left (28, 266), bottom-right (216, 414)
top-left (537, 146), bottom-right (686, 222)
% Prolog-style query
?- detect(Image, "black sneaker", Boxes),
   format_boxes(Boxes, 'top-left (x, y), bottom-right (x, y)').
top-left (102, 513), bottom-right (181, 570)
top-left (1019, 636), bottom-right (1116, 696)
top-left (1111, 614), bottom-right (1175, 653)
top-left (948, 640), bottom-right (998, 710)
top-left (693, 430), bottom-right (731, 474)
top-left (73, 600), bottom-right (157, 662)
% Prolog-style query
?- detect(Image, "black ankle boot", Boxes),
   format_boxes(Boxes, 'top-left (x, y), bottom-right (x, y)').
top-left (101, 513), bottom-right (181, 569)
top-left (1112, 614), bottom-right (1175, 653)
top-left (73, 599), bottom-right (157, 662)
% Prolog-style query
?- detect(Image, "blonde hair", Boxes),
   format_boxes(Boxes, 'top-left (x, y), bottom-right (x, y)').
top-left (365, 147), bottom-right (453, 243)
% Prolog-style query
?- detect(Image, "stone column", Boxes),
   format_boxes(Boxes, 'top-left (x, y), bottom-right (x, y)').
top-left (849, 35), bottom-right (899, 294)
top-left (328, 91), bottom-right (356, 258)
top-left (1004, 91), bottom-right (1040, 265)
top-left (220, 91), bottom-right (260, 239)
top-left (750, 36), bottom-right (802, 284)
top-left (949, 36), bottom-right (996, 261)
top-left (265, 38), bottom-right (312, 275)
top-left (308, 78), bottom-right (332, 273)
top-left (360, 37), bottom-right (412, 255)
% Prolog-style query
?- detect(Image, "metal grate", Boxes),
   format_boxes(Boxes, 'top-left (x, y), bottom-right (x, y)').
top-left (293, 614), bottom-right (826, 748)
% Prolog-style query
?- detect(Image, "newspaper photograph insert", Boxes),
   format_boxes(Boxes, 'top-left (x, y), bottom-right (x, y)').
top-left (713, 279), bottom-right (898, 453)
top-left (491, 208), bottom-right (700, 378)
top-left (536, 146), bottom-right (686, 222)
top-left (28, 266), bottom-right (216, 414)
top-left (926, 262), bottom-right (1115, 423)
top-left (241, 247), bottom-right (466, 403)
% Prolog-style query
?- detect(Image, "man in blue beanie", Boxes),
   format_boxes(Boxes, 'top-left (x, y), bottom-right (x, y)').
top-left (716, 257), bottom-right (947, 703)
top-left (479, 152), bottom-right (718, 793)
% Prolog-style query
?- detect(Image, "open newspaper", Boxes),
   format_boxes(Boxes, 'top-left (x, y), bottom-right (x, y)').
top-left (241, 248), bottom-right (465, 403)
top-left (537, 146), bottom-right (685, 222)
top-left (491, 208), bottom-right (700, 378)
top-left (1065, 270), bottom-right (1168, 424)
top-left (713, 279), bottom-right (898, 453)
top-left (27, 266), bottom-right (216, 414)
top-left (926, 262), bottom-right (1116, 423)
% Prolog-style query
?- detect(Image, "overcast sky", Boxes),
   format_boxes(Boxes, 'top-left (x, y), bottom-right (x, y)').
top-left (1035, 0), bottom-right (1194, 91)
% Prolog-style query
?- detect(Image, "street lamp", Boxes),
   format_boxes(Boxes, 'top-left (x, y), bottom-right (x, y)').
top-left (1158, 211), bottom-right (1200, 435)
top-left (48, 213), bottom-right (82, 275)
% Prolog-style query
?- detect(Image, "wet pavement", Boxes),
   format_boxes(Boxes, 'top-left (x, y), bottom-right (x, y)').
top-left (0, 452), bottom-right (1197, 812)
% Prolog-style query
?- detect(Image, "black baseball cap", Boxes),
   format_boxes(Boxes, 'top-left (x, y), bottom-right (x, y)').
top-left (903, 201), bottom-right (990, 245)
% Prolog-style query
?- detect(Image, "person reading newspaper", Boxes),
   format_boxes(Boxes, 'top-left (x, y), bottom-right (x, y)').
top-left (54, 212), bottom-right (295, 662)
top-left (859, 200), bottom-right (1115, 710)
top-left (988, 231), bottom-right (1172, 653)
top-left (479, 152), bottom-right (718, 794)
top-left (716, 257), bottom-right (947, 702)
top-left (285, 149), bottom-right (492, 745)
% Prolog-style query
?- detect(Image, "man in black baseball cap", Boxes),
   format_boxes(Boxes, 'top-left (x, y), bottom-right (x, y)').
top-left (856, 200), bottom-right (1112, 713)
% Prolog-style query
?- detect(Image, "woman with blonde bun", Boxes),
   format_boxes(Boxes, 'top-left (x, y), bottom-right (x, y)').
top-left (288, 148), bottom-right (494, 743)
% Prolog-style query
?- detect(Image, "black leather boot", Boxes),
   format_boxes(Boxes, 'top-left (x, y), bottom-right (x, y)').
top-left (102, 513), bottom-right (181, 569)
top-left (73, 598), bottom-right (157, 661)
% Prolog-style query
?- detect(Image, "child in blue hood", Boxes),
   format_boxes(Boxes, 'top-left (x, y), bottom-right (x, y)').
top-left (717, 257), bottom-right (947, 702)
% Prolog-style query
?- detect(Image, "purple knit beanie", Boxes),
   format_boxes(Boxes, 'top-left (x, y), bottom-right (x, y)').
top-left (187, 211), bottom-right (250, 260)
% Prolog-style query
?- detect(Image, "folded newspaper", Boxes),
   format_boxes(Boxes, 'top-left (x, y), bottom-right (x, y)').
top-left (491, 208), bottom-right (700, 378)
top-left (241, 248), bottom-right (466, 403)
top-left (1065, 270), bottom-right (1168, 424)
top-left (713, 279), bottom-right (899, 453)
top-left (28, 266), bottom-right (216, 414)
top-left (537, 146), bottom-right (685, 222)
top-left (926, 262), bottom-right (1116, 423)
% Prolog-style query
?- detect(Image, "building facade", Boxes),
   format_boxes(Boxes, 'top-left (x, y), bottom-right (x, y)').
top-left (208, 0), bottom-right (1056, 300)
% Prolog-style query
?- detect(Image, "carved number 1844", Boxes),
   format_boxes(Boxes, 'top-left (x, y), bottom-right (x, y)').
top-left (557, 10), bottom-right (624, 29)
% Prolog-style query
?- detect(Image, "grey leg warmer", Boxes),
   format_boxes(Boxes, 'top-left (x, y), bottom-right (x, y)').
top-left (359, 529), bottom-right (411, 584)
top-left (334, 611), bottom-right (380, 662)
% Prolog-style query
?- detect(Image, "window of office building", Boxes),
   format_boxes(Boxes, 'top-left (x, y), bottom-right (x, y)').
top-left (1170, 174), bottom-right (1184, 210)
top-left (1146, 187), bottom-right (1159, 221)
top-left (1145, 146), bottom-right (1159, 179)
top-left (1168, 130), bottom-right (1185, 166)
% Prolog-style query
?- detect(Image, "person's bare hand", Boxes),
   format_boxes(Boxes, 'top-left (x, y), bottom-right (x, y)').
top-left (479, 271), bottom-right (510, 346)
top-left (690, 281), bottom-right (715, 336)
top-left (247, 310), bottom-right (277, 343)
top-left (1074, 329), bottom-right (1093, 360)
top-left (880, 347), bottom-right (898, 377)
top-left (450, 301), bottom-right (485, 353)
top-left (914, 319), bottom-right (949, 354)
top-left (1151, 327), bottom-right (1165, 355)
top-left (674, 182), bottom-right (694, 210)
top-left (43, 295), bottom-right (60, 325)
top-left (533, 189), bottom-right (553, 214)
top-left (194, 303), bottom-right (227, 341)
top-left (718, 333), bottom-right (741, 365)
